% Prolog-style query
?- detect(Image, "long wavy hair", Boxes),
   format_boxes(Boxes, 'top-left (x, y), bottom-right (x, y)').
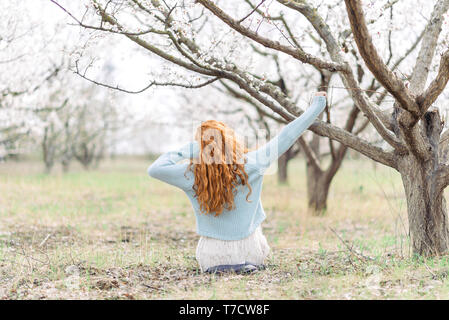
top-left (188, 120), bottom-right (252, 216)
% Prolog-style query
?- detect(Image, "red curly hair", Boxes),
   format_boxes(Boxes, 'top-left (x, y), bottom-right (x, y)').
top-left (188, 120), bottom-right (252, 216)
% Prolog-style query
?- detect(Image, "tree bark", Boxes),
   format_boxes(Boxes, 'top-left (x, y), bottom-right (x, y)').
top-left (400, 156), bottom-right (449, 256)
top-left (306, 164), bottom-right (331, 214)
top-left (398, 109), bottom-right (449, 256)
top-left (42, 127), bottom-right (55, 174)
top-left (61, 159), bottom-right (70, 173)
top-left (277, 145), bottom-right (297, 184)
top-left (277, 151), bottom-right (289, 184)
top-left (304, 130), bottom-right (324, 213)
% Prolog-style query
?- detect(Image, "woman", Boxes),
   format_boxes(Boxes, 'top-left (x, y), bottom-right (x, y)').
top-left (148, 92), bottom-right (327, 274)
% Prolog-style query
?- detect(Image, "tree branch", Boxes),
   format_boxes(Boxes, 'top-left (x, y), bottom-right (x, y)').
top-left (75, 61), bottom-right (219, 93)
top-left (417, 50), bottom-right (449, 111)
top-left (277, 0), bottom-right (406, 154)
top-left (196, 0), bottom-right (346, 72)
top-left (409, 0), bottom-right (449, 95)
top-left (310, 119), bottom-right (397, 168)
top-left (53, 0), bottom-right (398, 169)
top-left (344, 0), bottom-right (420, 116)
top-left (298, 137), bottom-right (322, 172)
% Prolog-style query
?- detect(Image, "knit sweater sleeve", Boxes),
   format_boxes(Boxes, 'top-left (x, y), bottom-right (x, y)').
top-left (147, 141), bottom-right (199, 190)
top-left (247, 95), bottom-right (326, 173)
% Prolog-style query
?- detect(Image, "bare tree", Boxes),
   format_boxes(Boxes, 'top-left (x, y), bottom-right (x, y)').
top-left (52, 0), bottom-right (449, 256)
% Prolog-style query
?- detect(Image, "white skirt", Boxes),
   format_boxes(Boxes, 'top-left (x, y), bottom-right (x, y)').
top-left (195, 226), bottom-right (270, 272)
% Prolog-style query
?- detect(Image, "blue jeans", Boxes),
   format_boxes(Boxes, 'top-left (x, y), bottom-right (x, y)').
top-left (205, 262), bottom-right (265, 274)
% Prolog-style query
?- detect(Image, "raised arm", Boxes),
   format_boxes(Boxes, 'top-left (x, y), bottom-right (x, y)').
top-left (147, 141), bottom-right (199, 190)
top-left (248, 94), bottom-right (327, 172)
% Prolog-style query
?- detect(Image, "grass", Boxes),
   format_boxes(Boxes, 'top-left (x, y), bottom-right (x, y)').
top-left (1, 156), bottom-right (449, 299)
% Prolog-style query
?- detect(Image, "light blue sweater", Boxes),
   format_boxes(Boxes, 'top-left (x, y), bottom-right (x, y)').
top-left (148, 96), bottom-right (326, 240)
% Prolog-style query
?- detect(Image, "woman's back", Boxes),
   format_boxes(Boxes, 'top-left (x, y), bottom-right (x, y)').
top-left (148, 95), bottom-right (327, 241)
top-left (183, 157), bottom-right (267, 240)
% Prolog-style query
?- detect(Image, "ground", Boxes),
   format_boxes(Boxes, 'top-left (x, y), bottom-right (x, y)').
top-left (2, 156), bottom-right (449, 300)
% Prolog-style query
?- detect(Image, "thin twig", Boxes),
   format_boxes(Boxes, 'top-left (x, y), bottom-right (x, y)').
top-left (239, 0), bottom-right (266, 23)
top-left (74, 60), bottom-right (219, 93)
top-left (39, 233), bottom-right (52, 248)
top-left (329, 227), bottom-right (375, 262)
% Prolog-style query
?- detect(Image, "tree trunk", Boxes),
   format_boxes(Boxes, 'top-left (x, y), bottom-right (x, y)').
top-left (277, 145), bottom-right (298, 184)
top-left (305, 128), bottom-right (328, 214)
top-left (42, 131), bottom-right (54, 174)
top-left (399, 155), bottom-right (449, 256)
top-left (305, 144), bottom-right (348, 215)
top-left (44, 162), bottom-right (54, 174)
top-left (277, 152), bottom-right (289, 184)
top-left (61, 160), bottom-right (70, 173)
top-left (398, 109), bottom-right (449, 256)
top-left (306, 164), bottom-right (331, 214)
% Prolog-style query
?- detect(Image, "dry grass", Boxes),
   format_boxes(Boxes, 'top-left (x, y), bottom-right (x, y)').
top-left (2, 156), bottom-right (449, 299)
